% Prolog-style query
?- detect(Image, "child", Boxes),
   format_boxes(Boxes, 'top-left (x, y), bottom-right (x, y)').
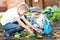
top-left (30, 7), bottom-right (49, 34)
top-left (1, 3), bottom-right (39, 37)
top-left (30, 7), bottom-right (43, 29)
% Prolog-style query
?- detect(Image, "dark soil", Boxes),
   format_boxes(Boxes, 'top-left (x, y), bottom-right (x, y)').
top-left (0, 22), bottom-right (60, 40)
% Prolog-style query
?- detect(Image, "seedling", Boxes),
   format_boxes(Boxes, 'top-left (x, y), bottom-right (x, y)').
top-left (14, 33), bottom-right (21, 39)
top-left (37, 34), bottom-right (43, 39)
top-left (38, 30), bottom-right (44, 34)
top-left (25, 32), bottom-right (36, 38)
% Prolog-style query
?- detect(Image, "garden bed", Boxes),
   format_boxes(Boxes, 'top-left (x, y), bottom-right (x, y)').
top-left (0, 22), bottom-right (60, 40)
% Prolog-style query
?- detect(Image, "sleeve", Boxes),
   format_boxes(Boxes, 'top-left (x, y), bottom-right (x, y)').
top-left (30, 17), bottom-right (33, 24)
top-left (13, 9), bottom-right (20, 18)
top-left (30, 17), bottom-right (36, 25)
top-left (44, 15), bottom-right (49, 22)
top-left (43, 15), bottom-right (49, 24)
top-left (14, 13), bottom-right (20, 17)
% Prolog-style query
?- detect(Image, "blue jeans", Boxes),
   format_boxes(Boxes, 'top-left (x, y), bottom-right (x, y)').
top-left (2, 23), bottom-right (24, 36)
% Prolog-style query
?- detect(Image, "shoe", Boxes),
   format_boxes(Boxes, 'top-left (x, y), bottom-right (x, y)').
top-left (5, 32), bottom-right (11, 38)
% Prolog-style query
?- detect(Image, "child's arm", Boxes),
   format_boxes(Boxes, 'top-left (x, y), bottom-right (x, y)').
top-left (44, 15), bottom-right (49, 23)
top-left (15, 17), bottom-right (33, 33)
top-left (22, 17), bottom-right (39, 32)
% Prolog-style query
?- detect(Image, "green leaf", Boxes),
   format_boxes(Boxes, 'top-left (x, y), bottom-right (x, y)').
top-left (50, 6), bottom-right (60, 22)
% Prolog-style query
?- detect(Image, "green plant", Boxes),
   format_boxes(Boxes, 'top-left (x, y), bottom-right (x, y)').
top-left (49, 6), bottom-right (60, 22)
top-left (0, 16), bottom-right (2, 18)
top-left (0, 15), bottom-right (2, 28)
top-left (25, 32), bottom-right (35, 38)
top-left (42, 6), bottom-right (57, 19)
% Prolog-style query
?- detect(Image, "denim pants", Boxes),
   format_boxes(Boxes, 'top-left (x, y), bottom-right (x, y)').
top-left (2, 23), bottom-right (24, 36)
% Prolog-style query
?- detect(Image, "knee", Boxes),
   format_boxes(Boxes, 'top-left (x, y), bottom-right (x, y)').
top-left (15, 26), bottom-right (24, 31)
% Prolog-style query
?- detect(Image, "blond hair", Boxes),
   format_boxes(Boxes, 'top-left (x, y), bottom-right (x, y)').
top-left (17, 2), bottom-right (29, 11)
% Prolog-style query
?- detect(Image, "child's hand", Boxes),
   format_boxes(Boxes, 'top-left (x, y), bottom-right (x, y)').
top-left (33, 28), bottom-right (44, 34)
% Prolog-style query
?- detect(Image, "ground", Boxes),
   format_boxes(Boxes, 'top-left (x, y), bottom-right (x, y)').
top-left (0, 22), bottom-right (60, 40)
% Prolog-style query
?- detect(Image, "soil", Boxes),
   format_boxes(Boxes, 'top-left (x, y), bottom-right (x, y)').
top-left (0, 22), bottom-right (60, 40)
